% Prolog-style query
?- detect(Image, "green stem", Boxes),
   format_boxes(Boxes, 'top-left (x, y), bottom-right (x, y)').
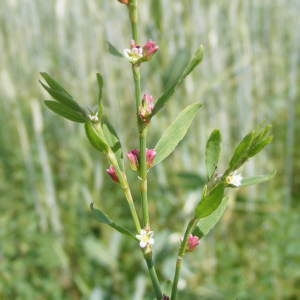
top-left (170, 218), bottom-right (199, 300)
top-left (126, 2), bottom-right (162, 299)
top-left (144, 252), bottom-right (163, 299)
top-left (128, 0), bottom-right (149, 230)
top-left (107, 150), bottom-right (141, 232)
top-left (128, 0), bottom-right (138, 41)
top-left (132, 65), bottom-right (141, 113)
top-left (139, 126), bottom-right (149, 228)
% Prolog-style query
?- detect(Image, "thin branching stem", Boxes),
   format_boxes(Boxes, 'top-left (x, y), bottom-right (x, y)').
top-left (107, 149), bottom-right (141, 233)
top-left (171, 217), bottom-right (199, 300)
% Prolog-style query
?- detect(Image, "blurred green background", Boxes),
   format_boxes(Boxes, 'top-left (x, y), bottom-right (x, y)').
top-left (0, 0), bottom-right (299, 299)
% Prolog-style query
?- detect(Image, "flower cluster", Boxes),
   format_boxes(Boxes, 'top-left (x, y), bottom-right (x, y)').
top-left (139, 94), bottom-right (154, 123)
top-left (123, 40), bottom-right (159, 64)
top-left (127, 148), bottom-right (156, 170)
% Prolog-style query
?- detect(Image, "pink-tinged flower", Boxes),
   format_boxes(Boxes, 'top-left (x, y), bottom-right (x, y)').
top-left (118, 0), bottom-right (129, 4)
top-left (146, 149), bottom-right (156, 168)
top-left (139, 94), bottom-right (155, 123)
top-left (142, 40), bottom-right (159, 60)
top-left (127, 149), bottom-right (140, 171)
top-left (123, 40), bottom-right (159, 64)
top-left (106, 166), bottom-right (119, 183)
top-left (123, 40), bottom-right (143, 64)
top-left (186, 235), bottom-right (200, 252)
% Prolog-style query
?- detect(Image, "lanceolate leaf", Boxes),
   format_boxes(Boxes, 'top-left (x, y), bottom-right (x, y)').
top-left (154, 102), bottom-right (202, 166)
top-left (240, 170), bottom-right (276, 187)
top-left (195, 183), bottom-right (225, 218)
top-left (90, 203), bottom-right (136, 240)
top-left (162, 49), bottom-right (190, 91)
top-left (205, 129), bottom-right (221, 179)
top-left (152, 45), bottom-right (204, 116)
top-left (181, 45), bottom-right (204, 80)
top-left (40, 81), bottom-right (83, 112)
top-left (90, 203), bottom-right (112, 224)
top-left (193, 196), bottom-right (228, 238)
top-left (153, 51), bottom-right (190, 116)
top-left (40, 72), bottom-right (72, 97)
top-left (228, 132), bottom-right (254, 172)
top-left (248, 125), bottom-right (273, 158)
top-left (44, 101), bottom-right (87, 123)
top-left (40, 73), bottom-right (87, 118)
top-left (226, 125), bottom-right (273, 173)
top-left (96, 73), bottom-right (104, 117)
top-left (107, 41), bottom-right (123, 57)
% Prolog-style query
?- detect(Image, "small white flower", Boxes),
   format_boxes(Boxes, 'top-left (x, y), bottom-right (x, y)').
top-left (88, 112), bottom-right (99, 122)
top-left (226, 171), bottom-right (243, 187)
top-left (136, 229), bottom-right (154, 248)
top-left (123, 47), bottom-right (143, 63)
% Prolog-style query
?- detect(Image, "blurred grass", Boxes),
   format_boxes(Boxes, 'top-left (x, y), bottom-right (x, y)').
top-left (0, 0), bottom-right (299, 299)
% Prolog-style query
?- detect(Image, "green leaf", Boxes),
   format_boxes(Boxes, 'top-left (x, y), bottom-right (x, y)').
top-left (193, 196), bottom-right (228, 238)
top-left (40, 72), bottom-right (72, 97)
top-left (181, 45), bottom-right (204, 80)
top-left (109, 222), bottom-right (137, 240)
top-left (107, 41), bottom-right (123, 57)
top-left (90, 203), bottom-right (137, 240)
top-left (96, 73), bottom-right (104, 117)
top-left (40, 80), bottom-right (84, 113)
top-left (228, 132), bottom-right (254, 171)
top-left (153, 51), bottom-right (190, 115)
top-left (240, 170), bottom-right (276, 187)
top-left (152, 45), bottom-right (204, 116)
top-left (162, 49), bottom-right (191, 91)
top-left (90, 203), bottom-right (112, 225)
top-left (44, 101), bottom-right (86, 123)
top-left (226, 125), bottom-right (273, 173)
top-left (205, 129), bottom-right (221, 179)
top-left (248, 125), bottom-right (273, 158)
top-left (154, 102), bottom-right (202, 166)
top-left (85, 122), bottom-right (108, 152)
top-left (195, 183), bottom-right (225, 218)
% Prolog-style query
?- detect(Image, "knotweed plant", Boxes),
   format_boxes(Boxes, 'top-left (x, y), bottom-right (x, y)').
top-left (39, 1), bottom-right (275, 299)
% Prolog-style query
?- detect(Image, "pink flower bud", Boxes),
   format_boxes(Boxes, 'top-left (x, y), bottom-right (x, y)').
top-left (139, 94), bottom-right (155, 123)
top-left (127, 149), bottom-right (140, 171)
top-left (143, 40), bottom-right (159, 60)
top-left (146, 149), bottom-right (156, 168)
top-left (186, 235), bottom-right (200, 252)
top-left (118, 0), bottom-right (129, 4)
top-left (106, 166), bottom-right (119, 183)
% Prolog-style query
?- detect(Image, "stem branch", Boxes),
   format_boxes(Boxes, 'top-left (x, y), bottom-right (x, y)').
top-left (170, 217), bottom-right (199, 300)
top-left (107, 150), bottom-right (141, 232)
top-left (144, 252), bottom-right (163, 299)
